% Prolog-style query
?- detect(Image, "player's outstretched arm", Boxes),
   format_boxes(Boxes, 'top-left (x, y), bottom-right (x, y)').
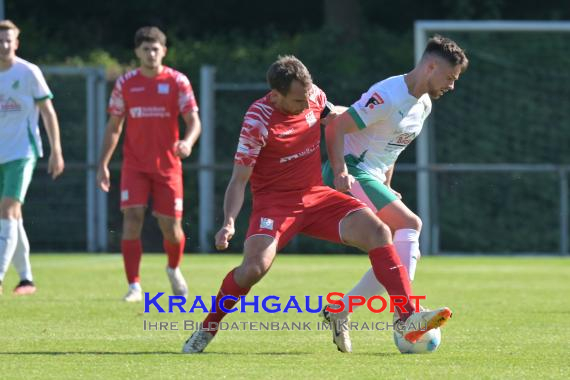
top-left (96, 115), bottom-right (124, 192)
top-left (38, 99), bottom-right (65, 179)
top-left (174, 111), bottom-right (202, 158)
top-left (325, 111), bottom-right (359, 192)
top-left (215, 164), bottom-right (253, 250)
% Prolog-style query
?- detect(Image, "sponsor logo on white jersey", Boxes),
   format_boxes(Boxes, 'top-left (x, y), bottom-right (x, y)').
top-left (387, 132), bottom-right (417, 148)
top-left (305, 111), bottom-right (317, 127)
top-left (260, 217), bottom-right (274, 230)
top-left (158, 83), bottom-right (170, 94)
top-left (365, 92), bottom-right (384, 109)
top-left (0, 97), bottom-right (22, 113)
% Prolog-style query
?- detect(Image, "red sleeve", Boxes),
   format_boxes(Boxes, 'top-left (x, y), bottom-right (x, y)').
top-left (309, 84), bottom-right (328, 115)
top-left (234, 103), bottom-right (271, 167)
top-left (108, 77), bottom-right (125, 116)
top-left (176, 73), bottom-right (199, 113)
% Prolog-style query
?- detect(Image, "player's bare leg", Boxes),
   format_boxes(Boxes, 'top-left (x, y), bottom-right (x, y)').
top-left (339, 208), bottom-right (451, 346)
top-left (319, 207), bottom-right (392, 353)
top-left (331, 199), bottom-right (424, 318)
top-left (378, 200), bottom-right (422, 281)
top-left (157, 215), bottom-right (187, 296)
top-left (233, 235), bottom-right (278, 288)
top-left (183, 235), bottom-right (277, 354)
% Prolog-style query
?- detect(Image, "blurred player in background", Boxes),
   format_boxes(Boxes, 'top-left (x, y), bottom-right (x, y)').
top-left (97, 26), bottom-right (201, 302)
top-left (0, 20), bottom-right (65, 296)
top-left (321, 35), bottom-right (468, 352)
top-left (182, 55), bottom-right (452, 354)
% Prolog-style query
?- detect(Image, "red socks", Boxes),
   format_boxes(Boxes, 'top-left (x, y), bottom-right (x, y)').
top-left (164, 236), bottom-right (185, 269)
top-left (368, 244), bottom-right (415, 319)
top-left (203, 269), bottom-right (251, 335)
top-left (121, 239), bottom-right (142, 284)
top-left (122, 237), bottom-right (185, 284)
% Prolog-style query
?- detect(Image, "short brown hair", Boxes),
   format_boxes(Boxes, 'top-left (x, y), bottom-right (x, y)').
top-left (134, 26), bottom-right (166, 48)
top-left (423, 35), bottom-right (468, 72)
top-left (266, 55), bottom-right (313, 95)
top-left (0, 20), bottom-right (20, 37)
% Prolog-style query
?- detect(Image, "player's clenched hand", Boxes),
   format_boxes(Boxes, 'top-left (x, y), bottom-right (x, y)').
top-left (334, 172), bottom-right (355, 193)
top-left (48, 151), bottom-right (65, 179)
top-left (174, 140), bottom-right (192, 158)
top-left (97, 166), bottom-right (111, 192)
top-left (215, 225), bottom-right (235, 250)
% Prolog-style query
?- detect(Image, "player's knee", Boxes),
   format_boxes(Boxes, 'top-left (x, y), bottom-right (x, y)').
top-left (240, 260), bottom-right (270, 287)
top-left (123, 210), bottom-right (144, 226)
top-left (0, 198), bottom-right (22, 219)
top-left (161, 227), bottom-right (182, 243)
top-left (122, 219), bottom-right (144, 238)
top-left (371, 221), bottom-right (392, 247)
top-left (407, 214), bottom-right (422, 232)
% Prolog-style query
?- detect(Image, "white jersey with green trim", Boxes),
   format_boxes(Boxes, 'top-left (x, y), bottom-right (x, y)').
top-left (0, 57), bottom-right (52, 164)
top-left (344, 75), bottom-right (431, 182)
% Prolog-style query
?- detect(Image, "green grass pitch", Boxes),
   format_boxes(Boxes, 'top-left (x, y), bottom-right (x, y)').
top-left (0, 254), bottom-right (568, 379)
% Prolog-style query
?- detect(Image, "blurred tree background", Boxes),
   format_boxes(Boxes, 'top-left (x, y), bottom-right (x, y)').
top-left (9, 0), bottom-right (570, 70)
top-left (6, 0), bottom-right (570, 253)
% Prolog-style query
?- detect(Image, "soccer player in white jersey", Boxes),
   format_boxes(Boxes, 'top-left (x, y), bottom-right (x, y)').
top-left (0, 20), bottom-right (65, 296)
top-left (321, 35), bottom-right (468, 352)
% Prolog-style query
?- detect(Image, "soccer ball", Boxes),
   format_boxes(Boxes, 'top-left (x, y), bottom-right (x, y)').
top-left (393, 328), bottom-right (442, 354)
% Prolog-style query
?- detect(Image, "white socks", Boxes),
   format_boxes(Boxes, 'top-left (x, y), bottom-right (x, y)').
top-left (0, 219), bottom-right (19, 282)
top-left (13, 219), bottom-right (33, 281)
top-left (393, 228), bottom-right (420, 282)
top-left (333, 228), bottom-right (421, 319)
top-left (0, 219), bottom-right (34, 283)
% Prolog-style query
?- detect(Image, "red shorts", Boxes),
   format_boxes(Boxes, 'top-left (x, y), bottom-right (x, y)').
top-left (120, 167), bottom-right (183, 218)
top-left (247, 186), bottom-right (368, 251)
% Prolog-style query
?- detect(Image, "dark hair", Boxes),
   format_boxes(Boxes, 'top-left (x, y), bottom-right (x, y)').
top-left (423, 35), bottom-right (468, 72)
top-left (266, 55), bottom-right (313, 95)
top-left (0, 19), bottom-right (20, 37)
top-left (134, 26), bottom-right (166, 48)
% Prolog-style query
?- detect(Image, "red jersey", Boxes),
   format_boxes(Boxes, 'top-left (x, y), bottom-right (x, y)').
top-left (235, 84), bottom-right (328, 196)
top-left (108, 67), bottom-right (198, 174)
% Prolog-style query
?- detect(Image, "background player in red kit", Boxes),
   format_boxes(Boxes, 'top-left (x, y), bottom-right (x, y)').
top-left (97, 26), bottom-right (201, 302)
top-left (182, 55), bottom-right (452, 353)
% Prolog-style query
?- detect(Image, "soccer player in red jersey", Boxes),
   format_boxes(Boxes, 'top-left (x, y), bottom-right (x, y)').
top-left (97, 26), bottom-right (201, 302)
top-left (182, 56), bottom-right (451, 353)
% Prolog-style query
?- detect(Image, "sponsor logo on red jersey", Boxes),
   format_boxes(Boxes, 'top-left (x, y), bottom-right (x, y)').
top-left (260, 217), bottom-right (274, 230)
top-left (157, 83), bottom-right (170, 94)
top-left (129, 106), bottom-right (171, 118)
top-left (279, 142), bottom-right (319, 164)
top-left (305, 111), bottom-right (317, 127)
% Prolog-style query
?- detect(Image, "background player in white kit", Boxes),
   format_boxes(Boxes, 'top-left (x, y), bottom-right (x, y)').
top-left (0, 20), bottom-right (65, 296)
top-left (321, 35), bottom-right (468, 352)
